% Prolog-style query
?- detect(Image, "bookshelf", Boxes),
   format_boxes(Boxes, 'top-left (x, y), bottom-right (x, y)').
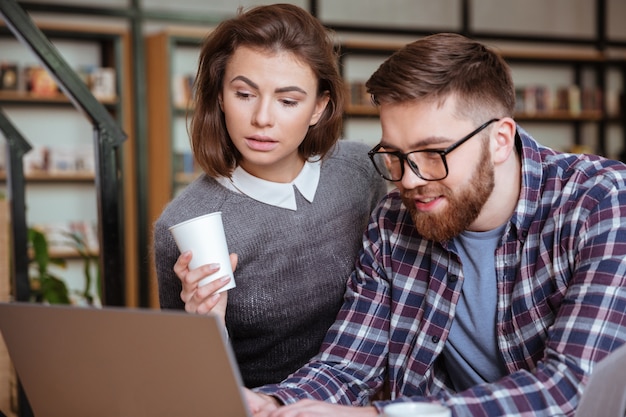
top-left (339, 41), bottom-right (626, 159)
top-left (145, 27), bottom-right (208, 306)
top-left (0, 22), bottom-right (139, 306)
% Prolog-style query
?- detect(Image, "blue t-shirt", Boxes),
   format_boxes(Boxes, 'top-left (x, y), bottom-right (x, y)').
top-left (444, 225), bottom-right (509, 391)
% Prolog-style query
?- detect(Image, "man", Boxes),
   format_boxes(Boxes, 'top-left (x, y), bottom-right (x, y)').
top-left (243, 33), bottom-right (626, 417)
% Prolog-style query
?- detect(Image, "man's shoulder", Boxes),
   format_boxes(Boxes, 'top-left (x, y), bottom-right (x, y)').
top-left (543, 152), bottom-right (626, 190)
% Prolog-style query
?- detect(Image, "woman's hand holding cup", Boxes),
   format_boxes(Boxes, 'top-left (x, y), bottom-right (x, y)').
top-left (174, 251), bottom-right (238, 325)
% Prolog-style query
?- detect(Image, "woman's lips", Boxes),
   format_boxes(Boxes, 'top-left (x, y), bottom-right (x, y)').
top-left (245, 136), bottom-right (278, 152)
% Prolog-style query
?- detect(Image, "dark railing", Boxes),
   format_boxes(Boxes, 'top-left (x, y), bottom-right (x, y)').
top-left (0, 0), bottom-right (127, 307)
top-left (0, 109), bottom-right (31, 303)
top-left (0, 1), bottom-right (128, 415)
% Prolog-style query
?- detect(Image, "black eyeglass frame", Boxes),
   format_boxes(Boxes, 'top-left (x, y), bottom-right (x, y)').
top-left (367, 118), bottom-right (501, 182)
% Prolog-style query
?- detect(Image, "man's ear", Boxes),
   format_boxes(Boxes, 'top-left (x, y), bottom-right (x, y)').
top-left (492, 117), bottom-right (516, 164)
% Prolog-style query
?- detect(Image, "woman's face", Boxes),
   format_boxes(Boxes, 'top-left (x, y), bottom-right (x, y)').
top-left (220, 45), bottom-right (329, 183)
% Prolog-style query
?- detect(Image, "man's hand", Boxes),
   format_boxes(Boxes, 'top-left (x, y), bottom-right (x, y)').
top-left (244, 389), bottom-right (281, 415)
top-left (244, 391), bottom-right (378, 417)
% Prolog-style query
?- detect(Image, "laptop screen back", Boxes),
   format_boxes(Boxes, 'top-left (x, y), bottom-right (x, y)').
top-left (0, 302), bottom-right (251, 417)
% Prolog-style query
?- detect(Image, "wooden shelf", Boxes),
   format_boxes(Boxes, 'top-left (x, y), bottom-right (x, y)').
top-left (0, 171), bottom-right (95, 182)
top-left (0, 90), bottom-right (118, 106)
top-left (339, 40), bottom-right (610, 62)
top-left (515, 110), bottom-right (604, 122)
top-left (498, 48), bottom-right (606, 63)
top-left (41, 247), bottom-right (99, 259)
top-left (345, 107), bottom-right (608, 122)
top-left (345, 104), bottom-right (378, 117)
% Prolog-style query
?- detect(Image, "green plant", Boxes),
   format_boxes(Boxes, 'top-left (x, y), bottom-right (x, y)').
top-left (28, 227), bottom-right (101, 305)
top-left (63, 230), bottom-right (101, 305)
top-left (28, 227), bottom-right (70, 304)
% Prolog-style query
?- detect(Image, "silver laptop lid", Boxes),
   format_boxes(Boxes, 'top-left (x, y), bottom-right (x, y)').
top-left (0, 302), bottom-right (251, 417)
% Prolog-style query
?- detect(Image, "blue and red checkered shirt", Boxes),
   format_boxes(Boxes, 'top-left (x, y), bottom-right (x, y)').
top-left (256, 127), bottom-right (626, 417)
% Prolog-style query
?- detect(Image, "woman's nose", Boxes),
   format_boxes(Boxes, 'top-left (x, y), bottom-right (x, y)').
top-left (252, 99), bottom-right (274, 127)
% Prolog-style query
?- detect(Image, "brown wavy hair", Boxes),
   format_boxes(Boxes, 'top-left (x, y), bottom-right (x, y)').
top-left (190, 3), bottom-right (345, 178)
top-left (366, 33), bottom-right (515, 123)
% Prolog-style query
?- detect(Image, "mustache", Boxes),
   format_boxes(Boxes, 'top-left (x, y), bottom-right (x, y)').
top-left (401, 184), bottom-right (448, 200)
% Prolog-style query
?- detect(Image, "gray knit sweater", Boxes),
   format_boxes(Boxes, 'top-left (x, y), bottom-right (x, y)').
top-left (154, 140), bottom-right (386, 388)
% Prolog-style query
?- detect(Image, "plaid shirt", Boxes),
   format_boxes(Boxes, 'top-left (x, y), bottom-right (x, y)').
top-left (255, 128), bottom-right (626, 417)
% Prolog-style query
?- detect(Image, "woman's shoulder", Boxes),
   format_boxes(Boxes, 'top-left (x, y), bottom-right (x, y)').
top-left (326, 140), bottom-right (372, 164)
top-left (332, 139), bottom-right (372, 156)
top-left (324, 140), bottom-right (378, 175)
top-left (155, 176), bottom-right (230, 228)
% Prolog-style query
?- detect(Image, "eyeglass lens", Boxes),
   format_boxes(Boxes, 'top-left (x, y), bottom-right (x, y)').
top-left (370, 151), bottom-right (446, 181)
top-left (369, 118), bottom-right (499, 182)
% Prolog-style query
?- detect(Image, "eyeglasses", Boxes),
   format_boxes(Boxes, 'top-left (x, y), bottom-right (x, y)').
top-left (368, 118), bottom-right (500, 182)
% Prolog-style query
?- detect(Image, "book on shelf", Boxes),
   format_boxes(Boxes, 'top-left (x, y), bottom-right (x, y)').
top-left (76, 64), bottom-right (117, 100)
top-left (173, 151), bottom-right (196, 175)
top-left (23, 146), bottom-right (49, 174)
top-left (172, 73), bottom-right (195, 108)
top-left (0, 62), bottom-right (18, 91)
top-left (49, 145), bottom-right (95, 175)
top-left (605, 90), bottom-right (622, 117)
top-left (0, 63), bottom-right (116, 101)
top-left (25, 66), bottom-right (59, 97)
top-left (23, 145), bottom-right (95, 176)
top-left (515, 84), bottom-right (608, 116)
top-left (581, 88), bottom-right (603, 113)
top-left (90, 67), bottom-right (116, 101)
top-left (348, 81), bottom-right (374, 107)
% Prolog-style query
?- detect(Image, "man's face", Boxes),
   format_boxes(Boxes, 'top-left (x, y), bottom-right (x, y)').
top-left (378, 98), bottom-right (495, 241)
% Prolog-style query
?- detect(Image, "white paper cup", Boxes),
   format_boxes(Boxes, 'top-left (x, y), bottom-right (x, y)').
top-left (168, 212), bottom-right (235, 293)
top-left (384, 402), bottom-right (451, 417)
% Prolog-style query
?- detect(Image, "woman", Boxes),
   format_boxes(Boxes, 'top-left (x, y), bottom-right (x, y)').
top-left (153, 3), bottom-right (386, 388)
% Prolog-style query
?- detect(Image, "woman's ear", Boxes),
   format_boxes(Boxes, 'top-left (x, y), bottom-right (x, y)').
top-left (218, 93), bottom-right (224, 111)
top-left (309, 91), bottom-right (330, 126)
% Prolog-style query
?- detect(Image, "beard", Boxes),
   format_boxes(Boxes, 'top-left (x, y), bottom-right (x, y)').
top-left (401, 139), bottom-right (495, 242)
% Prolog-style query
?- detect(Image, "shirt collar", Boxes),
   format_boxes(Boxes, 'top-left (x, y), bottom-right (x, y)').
top-left (216, 160), bottom-right (321, 211)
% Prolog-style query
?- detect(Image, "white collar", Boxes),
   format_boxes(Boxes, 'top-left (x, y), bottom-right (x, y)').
top-left (216, 159), bottom-right (321, 211)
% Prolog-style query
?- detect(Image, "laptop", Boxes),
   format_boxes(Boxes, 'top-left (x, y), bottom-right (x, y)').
top-left (0, 302), bottom-right (252, 417)
top-left (574, 341), bottom-right (626, 417)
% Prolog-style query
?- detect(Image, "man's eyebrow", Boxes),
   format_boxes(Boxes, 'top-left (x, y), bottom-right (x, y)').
top-left (230, 75), bottom-right (307, 95)
top-left (380, 136), bottom-right (453, 150)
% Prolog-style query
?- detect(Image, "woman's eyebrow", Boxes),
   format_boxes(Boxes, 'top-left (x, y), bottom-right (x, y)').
top-left (231, 75), bottom-right (307, 95)
top-left (275, 85), bottom-right (307, 95)
top-left (230, 75), bottom-right (258, 89)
